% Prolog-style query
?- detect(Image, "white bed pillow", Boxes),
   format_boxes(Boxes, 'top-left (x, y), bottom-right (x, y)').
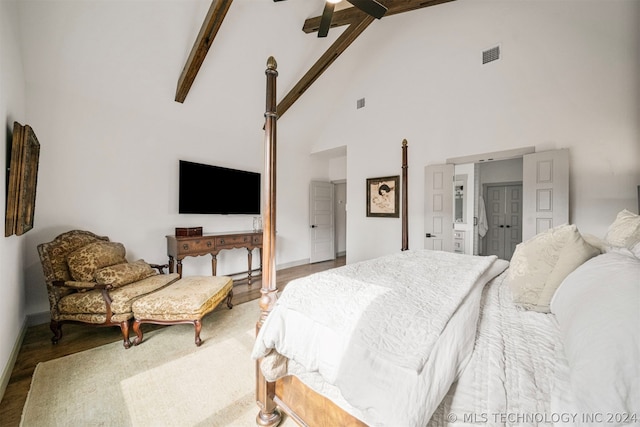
top-left (507, 224), bottom-right (599, 312)
top-left (605, 209), bottom-right (640, 248)
top-left (581, 233), bottom-right (608, 253)
top-left (551, 252), bottom-right (640, 418)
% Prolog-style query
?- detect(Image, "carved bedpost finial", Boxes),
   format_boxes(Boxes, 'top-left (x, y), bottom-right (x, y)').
top-left (402, 138), bottom-right (407, 147)
top-left (267, 56), bottom-right (277, 71)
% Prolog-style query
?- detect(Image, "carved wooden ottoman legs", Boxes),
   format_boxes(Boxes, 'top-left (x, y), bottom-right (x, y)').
top-left (131, 276), bottom-right (233, 346)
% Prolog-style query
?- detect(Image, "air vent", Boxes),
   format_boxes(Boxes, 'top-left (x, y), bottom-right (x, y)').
top-left (482, 46), bottom-right (500, 64)
top-left (356, 98), bottom-right (365, 109)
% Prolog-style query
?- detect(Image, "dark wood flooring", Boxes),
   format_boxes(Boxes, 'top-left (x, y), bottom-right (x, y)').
top-left (0, 256), bottom-right (345, 427)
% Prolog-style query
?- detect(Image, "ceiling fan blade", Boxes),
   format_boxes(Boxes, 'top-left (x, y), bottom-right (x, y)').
top-left (348, 0), bottom-right (387, 19)
top-left (318, 2), bottom-right (335, 38)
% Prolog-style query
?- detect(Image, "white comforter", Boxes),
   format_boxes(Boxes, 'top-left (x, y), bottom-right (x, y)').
top-left (429, 271), bottom-right (566, 427)
top-left (252, 250), bottom-right (508, 426)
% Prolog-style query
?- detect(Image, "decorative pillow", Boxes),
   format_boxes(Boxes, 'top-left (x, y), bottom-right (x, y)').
top-left (604, 209), bottom-right (640, 248)
top-left (95, 259), bottom-right (156, 288)
top-left (551, 252), bottom-right (640, 416)
top-left (580, 233), bottom-right (607, 254)
top-left (507, 224), bottom-right (598, 313)
top-left (67, 241), bottom-right (126, 282)
top-left (537, 230), bottom-right (600, 310)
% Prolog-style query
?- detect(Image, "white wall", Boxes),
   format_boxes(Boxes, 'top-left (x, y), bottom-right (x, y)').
top-left (0, 0), bottom-right (28, 397)
top-left (311, 0), bottom-right (640, 262)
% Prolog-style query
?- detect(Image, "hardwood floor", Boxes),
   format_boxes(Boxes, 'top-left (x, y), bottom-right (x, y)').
top-left (0, 256), bottom-right (345, 427)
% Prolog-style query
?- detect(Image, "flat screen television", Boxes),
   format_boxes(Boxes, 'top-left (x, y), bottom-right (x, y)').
top-left (179, 160), bottom-right (261, 215)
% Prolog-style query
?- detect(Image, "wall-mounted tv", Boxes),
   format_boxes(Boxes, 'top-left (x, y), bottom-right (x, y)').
top-left (179, 160), bottom-right (261, 215)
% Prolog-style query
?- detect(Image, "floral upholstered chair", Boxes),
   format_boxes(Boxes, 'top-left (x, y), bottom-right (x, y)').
top-left (37, 230), bottom-right (180, 348)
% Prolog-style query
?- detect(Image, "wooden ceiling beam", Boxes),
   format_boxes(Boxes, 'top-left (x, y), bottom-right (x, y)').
top-left (175, 0), bottom-right (234, 103)
top-left (302, 0), bottom-right (456, 34)
top-left (277, 14), bottom-right (375, 119)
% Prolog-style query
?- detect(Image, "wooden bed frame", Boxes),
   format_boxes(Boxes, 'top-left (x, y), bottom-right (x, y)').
top-left (256, 57), bottom-right (409, 427)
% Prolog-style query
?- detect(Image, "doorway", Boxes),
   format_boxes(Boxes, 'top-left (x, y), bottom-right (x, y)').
top-left (309, 180), bottom-right (347, 263)
top-left (334, 181), bottom-right (347, 257)
top-left (483, 183), bottom-right (523, 260)
top-left (309, 181), bottom-right (336, 263)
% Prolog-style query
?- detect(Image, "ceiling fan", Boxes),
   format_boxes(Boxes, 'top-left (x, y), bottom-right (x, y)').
top-left (274, 0), bottom-right (388, 38)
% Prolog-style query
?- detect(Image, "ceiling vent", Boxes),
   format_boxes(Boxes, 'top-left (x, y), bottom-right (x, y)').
top-left (482, 45), bottom-right (500, 64)
top-left (357, 98), bottom-right (365, 109)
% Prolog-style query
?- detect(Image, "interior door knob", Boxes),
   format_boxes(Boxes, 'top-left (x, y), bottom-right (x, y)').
top-left (499, 225), bottom-right (505, 228)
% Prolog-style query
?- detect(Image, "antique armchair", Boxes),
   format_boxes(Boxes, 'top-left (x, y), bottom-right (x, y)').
top-left (37, 230), bottom-right (180, 348)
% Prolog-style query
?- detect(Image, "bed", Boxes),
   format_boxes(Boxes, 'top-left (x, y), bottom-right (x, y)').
top-left (253, 57), bottom-right (640, 426)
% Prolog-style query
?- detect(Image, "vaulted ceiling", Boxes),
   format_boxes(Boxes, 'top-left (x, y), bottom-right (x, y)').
top-left (175, 0), bottom-right (455, 118)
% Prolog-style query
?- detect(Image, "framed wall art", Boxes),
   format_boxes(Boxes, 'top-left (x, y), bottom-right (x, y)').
top-left (366, 175), bottom-right (400, 218)
top-left (5, 121), bottom-right (40, 236)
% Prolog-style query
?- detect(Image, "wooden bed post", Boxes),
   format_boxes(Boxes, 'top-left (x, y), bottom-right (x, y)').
top-left (255, 56), bottom-right (282, 427)
top-left (401, 139), bottom-right (409, 251)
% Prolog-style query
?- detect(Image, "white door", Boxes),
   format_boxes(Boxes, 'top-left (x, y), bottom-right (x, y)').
top-left (309, 181), bottom-right (335, 263)
top-left (522, 149), bottom-right (569, 241)
top-left (424, 164), bottom-right (454, 251)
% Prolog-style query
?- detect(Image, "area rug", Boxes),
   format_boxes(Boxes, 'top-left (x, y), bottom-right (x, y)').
top-left (20, 302), bottom-right (295, 427)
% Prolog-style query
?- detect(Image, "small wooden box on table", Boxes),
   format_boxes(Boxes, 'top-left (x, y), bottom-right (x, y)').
top-left (166, 231), bottom-right (262, 284)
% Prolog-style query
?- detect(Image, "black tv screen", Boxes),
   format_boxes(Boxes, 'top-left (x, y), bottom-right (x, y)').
top-left (179, 160), bottom-right (261, 215)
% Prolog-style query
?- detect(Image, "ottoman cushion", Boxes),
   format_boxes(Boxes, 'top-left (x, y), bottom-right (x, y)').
top-left (132, 276), bottom-right (233, 322)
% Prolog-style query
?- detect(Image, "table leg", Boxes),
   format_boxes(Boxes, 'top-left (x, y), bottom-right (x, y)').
top-left (168, 255), bottom-right (174, 274)
top-left (211, 255), bottom-right (217, 276)
top-left (177, 259), bottom-right (183, 278)
top-left (247, 248), bottom-right (253, 285)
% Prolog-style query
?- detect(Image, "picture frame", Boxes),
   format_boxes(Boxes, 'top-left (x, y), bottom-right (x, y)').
top-left (366, 175), bottom-right (400, 218)
top-left (5, 122), bottom-right (40, 237)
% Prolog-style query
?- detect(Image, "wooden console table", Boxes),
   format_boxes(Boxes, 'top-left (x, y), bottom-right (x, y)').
top-left (166, 231), bottom-right (262, 285)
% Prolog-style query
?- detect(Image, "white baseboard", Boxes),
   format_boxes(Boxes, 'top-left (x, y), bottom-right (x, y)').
top-left (27, 311), bottom-right (50, 327)
top-left (0, 318), bottom-right (28, 403)
top-left (276, 258), bottom-right (309, 271)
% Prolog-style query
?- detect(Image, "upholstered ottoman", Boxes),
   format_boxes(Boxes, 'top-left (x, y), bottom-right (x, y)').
top-left (131, 275), bottom-right (233, 346)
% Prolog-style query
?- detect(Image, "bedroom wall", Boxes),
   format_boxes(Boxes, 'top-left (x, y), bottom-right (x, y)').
top-left (14, 0), bottom-right (339, 320)
top-left (310, 0), bottom-right (640, 262)
top-left (0, 0), bottom-right (28, 398)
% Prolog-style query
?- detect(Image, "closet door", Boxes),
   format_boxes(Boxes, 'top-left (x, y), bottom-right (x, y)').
top-left (485, 186), bottom-right (507, 259)
top-left (522, 149), bottom-right (569, 241)
top-left (504, 185), bottom-right (523, 259)
top-left (484, 184), bottom-right (522, 260)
